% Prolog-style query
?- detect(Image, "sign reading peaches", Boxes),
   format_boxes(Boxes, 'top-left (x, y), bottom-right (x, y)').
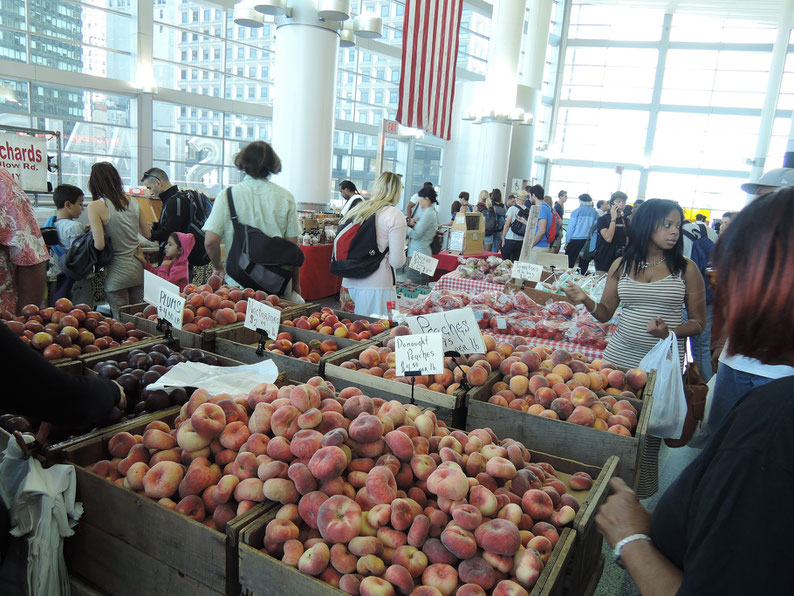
top-left (156, 288), bottom-right (185, 330)
top-left (406, 307), bottom-right (486, 355)
top-left (244, 298), bottom-right (280, 338)
top-left (395, 332), bottom-right (444, 376)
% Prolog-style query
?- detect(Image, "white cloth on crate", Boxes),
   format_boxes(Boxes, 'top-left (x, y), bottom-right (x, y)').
top-left (0, 435), bottom-right (82, 596)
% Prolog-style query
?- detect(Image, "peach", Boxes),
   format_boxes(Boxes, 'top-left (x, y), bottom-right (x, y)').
top-left (552, 364), bottom-right (572, 381)
top-left (149, 448), bottom-right (183, 466)
top-left (299, 491), bottom-right (329, 529)
top-left (568, 406), bottom-right (596, 427)
top-left (521, 489), bottom-right (554, 521)
top-left (317, 495), bottom-right (363, 544)
top-left (377, 526), bottom-right (408, 549)
top-left (365, 465), bottom-right (398, 504)
top-left (108, 432), bottom-right (137, 458)
top-left (124, 461), bottom-right (149, 491)
top-left (248, 402), bottom-right (275, 434)
top-left (426, 466), bottom-right (468, 501)
top-left (142, 429), bottom-right (176, 451)
top-left (513, 548), bottom-right (543, 589)
top-left (359, 576), bottom-right (394, 596)
top-left (393, 544), bottom-right (428, 579)
top-left (212, 474), bottom-right (239, 505)
top-left (570, 386), bottom-right (597, 408)
top-left (232, 451), bottom-right (259, 480)
top-left (142, 461), bottom-right (184, 499)
top-left (485, 457), bottom-right (516, 480)
top-left (493, 580), bottom-right (529, 596)
top-left (539, 409), bottom-right (559, 420)
top-left (288, 462), bottom-right (317, 495)
top-left (608, 424), bottom-right (632, 436)
top-left (308, 446), bottom-right (348, 482)
top-left (451, 504), bottom-right (482, 531)
top-left (568, 471), bottom-right (593, 491)
top-left (338, 574), bottom-right (362, 595)
top-left (550, 398), bottom-right (574, 420)
top-left (439, 522), bottom-right (477, 560)
top-left (469, 485), bottom-right (499, 516)
top-left (466, 366), bottom-right (489, 387)
top-left (406, 514), bottom-right (431, 548)
top-left (118, 444), bottom-right (149, 476)
top-left (349, 414), bottom-right (384, 444)
top-left (266, 436), bottom-right (293, 462)
top-left (263, 478), bottom-right (299, 504)
top-left (281, 538), bottom-right (304, 567)
top-left (421, 537), bottom-right (456, 566)
top-left (234, 477), bottom-right (266, 502)
top-left (508, 376), bottom-right (528, 397)
top-left (299, 542), bottom-right (330, 576)
top-left (550, 505), bottom-right (576, 526)
top-left (178, 465), bottom-right (215, 498)
top-left (422, 563), bottom-right (458, 596)
top-left (297, 408), bottom-right (323, 430)
top-left (175, 495), bottom-right (205, 521)
top-left (266, 518), bottom-right (300, 543)
top-left (348, 536), bottom-right (384, 558)
top-left (330, 543), bottom-right (358, 574)
top-left (190, 403), bottom-right (226, 439)
top-left (176, 420), bottom-right (212, 452)
top-left (383, 564), bottom-right (413, 594)
top-left (473, 518), bottom-right (521, 556)
top-left (614, 400), bottom-right (637, 416)
top-left (213, 502), bottom-right (236, 532)
top-left (526, 403), bottom-right (545, 415)
top-left (356, 553), bottom-right (386, 577)
top-left (626, 368), bottom-right (647, 390)
top-left (287, 429), bottom-right (322, 460)
top-left (458, 557), bottom-right (496, 591)
top-left (270, 405), bottom-right (302, 439)
top-left (385, 430), bottom-right (414, 462)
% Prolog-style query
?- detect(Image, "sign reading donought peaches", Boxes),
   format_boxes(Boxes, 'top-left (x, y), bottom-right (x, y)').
top-left (0, 133), bottom-right (48, 191)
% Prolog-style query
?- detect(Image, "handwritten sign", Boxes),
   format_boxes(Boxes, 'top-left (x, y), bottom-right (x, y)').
top-left (448, 230), bottom-right (465, 252)
top-left (143, 270), bottom-right (180, 306)
top-left (0, 132), bottom-right (48, 191)
top-left (156, 288), bottom-right (186, 330)
top-left (511, 261), bottom-right (543, 282)
top-left (405, 308), bottom-right (486, 355)
top-left (245, 298), bottom-right (280, 338)
top-left (409, 252), bottom-right (438, 276)
top-left (395, 333), bottom-right (444, 376)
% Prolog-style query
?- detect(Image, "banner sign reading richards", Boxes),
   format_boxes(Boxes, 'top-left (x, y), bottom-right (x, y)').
top-left (0, 133), bottom-right (48, 191)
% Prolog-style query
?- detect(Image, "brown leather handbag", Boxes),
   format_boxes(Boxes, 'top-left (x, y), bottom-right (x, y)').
top-left (665, 340), bottom-right (709, 448)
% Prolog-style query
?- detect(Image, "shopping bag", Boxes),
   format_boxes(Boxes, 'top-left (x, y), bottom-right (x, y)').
top-left (665, 339), bottom-right (710, 448)
top-left (686, 375), bottom-right (716, 449)
top-left (639, 333), bottom-right (688, 439)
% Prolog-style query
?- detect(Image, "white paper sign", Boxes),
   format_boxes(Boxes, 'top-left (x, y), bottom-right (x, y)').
top-left (395, 333), bottom-right (444, 376)
top-left (245, 298), bottom-right (280, 338)
top-left (409, 252), bottom-right (438, 276)
top-left (512, 262), bottom-right (543, 282)
top-left (405, 307), bottom-right (486, 355)
top-left (449, 230), bottom-right (465, 252)
top-left (0, 133), bottom-right (48, 191)
top-left (143, 270), bottom-right (180, 306)
top-left (156, 288), bottom-right (186, 330)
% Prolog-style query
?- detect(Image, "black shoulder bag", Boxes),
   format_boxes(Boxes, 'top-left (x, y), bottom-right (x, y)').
top-left (225, 188), bottom-right (305, 295)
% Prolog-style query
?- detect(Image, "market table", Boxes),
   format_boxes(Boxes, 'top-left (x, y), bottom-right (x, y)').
top-left (431, 250), bottom-right (500, 281)
top-left (298, 243), bottom-right (342, 301)
top-left (433, 270), bottom-right (505, 294)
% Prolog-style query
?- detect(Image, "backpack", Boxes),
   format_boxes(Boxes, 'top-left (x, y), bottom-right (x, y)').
top-left (683, 223), bottom-right (715, 303)
top-left (42, 215), bottom-right (65, 265)
top-left (510, 207), bottom-right (530, 236)
top-left (547, 212), bottom-right (561, 244)
top-left (61, 230), bottom-right (114, 280)
top-left (330, 212), bottom-right (390, 278)
top-left (175, 189), bottom-right (213, 266)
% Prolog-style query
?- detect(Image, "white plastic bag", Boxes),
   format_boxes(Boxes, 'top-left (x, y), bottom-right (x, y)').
top-left (639, 332), bottom-right (688, 439)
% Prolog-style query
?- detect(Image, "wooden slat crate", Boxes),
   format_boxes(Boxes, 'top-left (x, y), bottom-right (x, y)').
top-left (281, 306), bottom-right (392, 344)
top-left (59, 408), bottom-right (275, 596)
top-left (466, 372), bottom-right (655, 488)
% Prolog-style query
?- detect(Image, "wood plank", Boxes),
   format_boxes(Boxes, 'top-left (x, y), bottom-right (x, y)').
top-left (518, 204), bottom-right (541, 263)
top-left (66, 521), bottom-right (223, 596)
top-left (535, 527), bottom-right (577, 596)
top-left (214, 337), bottom-right (320, 383)
top-left (580, 554), bottom-right (606, 596)
top-left (69, 574), bottom-right (108, 596)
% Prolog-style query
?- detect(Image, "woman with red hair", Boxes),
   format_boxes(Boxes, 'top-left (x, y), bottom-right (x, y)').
top-left (594, 187), bottom-right (794, 594)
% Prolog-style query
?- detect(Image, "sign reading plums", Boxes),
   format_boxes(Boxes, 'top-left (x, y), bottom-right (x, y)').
top-left (408, 252), bottom-right (438, 276)
top-left (143, 270), bottom-right (180, 306)
top-left (511, 261), bottom-right (543, 282)
top-left (245, 298), bottom-right (280, 338)
top-left (406, 308), bottom-right (486, 355)
top-left (157, 288), bottom-right (185, 330)
top-left (395, 333), bottom-right (444, 376)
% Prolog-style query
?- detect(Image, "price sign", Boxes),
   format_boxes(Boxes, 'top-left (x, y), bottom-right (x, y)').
top-left (496, 317), bottom-right (507, 330)
top-left (143, 270), bottom-right (180, 306)
top-left (512, 262), bottom-right (543, 282)
top-left (449, 230), bottom-right (465, 252)
top-left (405, 308), bottom-right (486, 355)
top-left (245, 298), bottom-right (280, 338)
top-left (409, 252), bottom-right (438, 276)
top-left (395, 333), bottom-right (444, 376)
top-left (156, 288), bottom-right (186, 330)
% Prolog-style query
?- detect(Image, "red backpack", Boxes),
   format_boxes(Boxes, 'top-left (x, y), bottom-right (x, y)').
top-left (330, 213), bottom-right (389, 278)
top-left (547, 211), bottom-right (561, 243)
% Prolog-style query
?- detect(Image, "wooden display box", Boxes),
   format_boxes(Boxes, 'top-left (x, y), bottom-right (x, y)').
top-left (237, 507), bottom-right (576, 596)
top-left (282, 306), bottom-right (391, 344)
top-left (448, 212), bottom-right (486, 255)
top-left (59, 409), bottom-right (274, 596)
top-left (323, 344), bottom-right (479, 428)
top-left (466, 372), bottom-right (655, 487)
top-left (212, 326), bottom-right (361, 383)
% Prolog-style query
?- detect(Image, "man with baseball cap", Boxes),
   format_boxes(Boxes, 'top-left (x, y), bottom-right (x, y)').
top-left (740, 167), bottom-right (794, 197)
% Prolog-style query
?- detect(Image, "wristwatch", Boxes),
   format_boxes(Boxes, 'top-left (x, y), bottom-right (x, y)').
top-left (613, 534), bottom-right (652, 568)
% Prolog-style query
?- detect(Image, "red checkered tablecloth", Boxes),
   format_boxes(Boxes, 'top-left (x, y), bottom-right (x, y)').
top-left (434, 272), bottom-right (504, 296)
top-left (490, 334), bottom-right (605, 361)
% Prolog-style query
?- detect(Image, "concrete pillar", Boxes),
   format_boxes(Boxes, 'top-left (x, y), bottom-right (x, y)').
top-left (785, 114), bottom-right (794, 169)
top-left (136, 1), bottom-right (154, 181)
top-left (271, 1), bottom-right (339, 208)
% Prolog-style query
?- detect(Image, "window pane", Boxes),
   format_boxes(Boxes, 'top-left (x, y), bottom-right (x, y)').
top-left (645, 172), bottom-right (749, 211)
top-left (549, 164), bottom-right (641, 202)
top-left (670, 13), bottom-right (777, 44)
top-left (569, 3), bottom-right (663, 41)
top-left (555, 107), bottom-right (649, 162)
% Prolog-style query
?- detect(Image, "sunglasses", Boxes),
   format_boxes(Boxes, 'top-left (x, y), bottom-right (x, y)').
top-left (141, 169), bottom-right (161, 183)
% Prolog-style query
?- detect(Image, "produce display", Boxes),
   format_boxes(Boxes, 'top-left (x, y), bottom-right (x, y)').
top-left (255, 331), bottom-right (341, 363)
top-left (1, 299), bottom-right (148, 360)
top-left (132, 275), bottom-right (295, 334)
top-left (89, 381), bottom-right (594, 594)
top-left (455, 256), bottom-right (514, 284)
top-left (283, 307), bottom-right (390, 341)
top-left (485, 345), bottom-right (647, 436)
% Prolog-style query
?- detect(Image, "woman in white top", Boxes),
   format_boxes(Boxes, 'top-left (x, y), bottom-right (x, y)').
top-left (86, 162), bottom-right (152, 319)
top-left (341, 172), bottom-right (407, 317)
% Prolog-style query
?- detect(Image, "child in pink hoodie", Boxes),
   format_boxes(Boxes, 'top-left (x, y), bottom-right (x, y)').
top-left (136, 231), bottom-right (194, 292)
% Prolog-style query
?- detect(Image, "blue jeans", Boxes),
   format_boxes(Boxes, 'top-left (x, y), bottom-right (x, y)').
top-left (709, 363), bottom-right (774, 433)
top-left (683, 304), bottom-right (713, 382)
top-left (483, 236), bottom-right (493, 252)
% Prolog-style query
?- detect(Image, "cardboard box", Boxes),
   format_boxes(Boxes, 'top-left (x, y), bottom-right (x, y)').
top-left (448, 211), bottom-right (485, 255)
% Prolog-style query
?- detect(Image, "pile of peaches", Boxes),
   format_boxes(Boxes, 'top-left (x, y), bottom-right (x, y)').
top-left (90, 380), bottom-right (594, 595)
top-left (283, 307), bottom-right (390, 341)
top-left (2, 299), bottom-right (148, 360)
top-left (256, 331), bottom-right (341, 363)
top-left (486, 345), bottom-right (647, 436)
top-left (133, 275), bottom-right (294, 334)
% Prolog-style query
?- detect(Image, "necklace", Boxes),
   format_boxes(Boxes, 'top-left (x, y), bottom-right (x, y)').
top-left (640, 256), bottom-right (666, 269)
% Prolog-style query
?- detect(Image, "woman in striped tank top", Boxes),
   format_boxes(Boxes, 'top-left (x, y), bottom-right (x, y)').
top-left (563, 199), bottom-right (706, 497)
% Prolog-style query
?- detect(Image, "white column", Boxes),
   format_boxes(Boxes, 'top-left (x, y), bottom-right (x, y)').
top-left (786, 116), bottom-right (794, 168)
top-left (136, 1), bottom-right (154, 178)
top-left (271, 1), bottom-right (339, 208)
top-left (748, 0), bottom-right (794, 183)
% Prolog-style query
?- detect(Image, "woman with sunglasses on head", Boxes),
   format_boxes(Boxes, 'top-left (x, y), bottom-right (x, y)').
top-left (86, 162), bottom-right (152, 319)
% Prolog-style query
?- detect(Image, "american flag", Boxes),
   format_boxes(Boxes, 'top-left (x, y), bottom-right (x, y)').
top-left (397, 0), bottom-right (464, 141)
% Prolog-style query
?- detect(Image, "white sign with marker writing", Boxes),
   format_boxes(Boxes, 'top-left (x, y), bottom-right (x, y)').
top-left (448, 230), bottom-right (465, 252)
top-left (409, 252), bottom-right (438, 276)
top-left (156, 288), bottom-right (186, 330)
top-left (511, 261), bottom-right (543, 282)
top-left (143, 270), bottom-right (180, 306)
top-left (395, 333), bottom-right (444, 376)
top-left (405, 308), bottom-right (486, 355)
top-left (244, 298), bottom-right (280, 338)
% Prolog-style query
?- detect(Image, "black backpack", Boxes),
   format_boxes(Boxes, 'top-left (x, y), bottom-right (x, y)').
top-left (61, 230), bottom-right (113, 280)
top-left (330, 212), bottom-right (389, 278)
top-left (175, 189), bottom-right (213, 266)
top-left (510, 206), bottom-right (530, 236)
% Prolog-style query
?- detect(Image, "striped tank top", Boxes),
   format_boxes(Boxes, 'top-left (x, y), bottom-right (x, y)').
top-left (603, 272), bottom-right (686, 369)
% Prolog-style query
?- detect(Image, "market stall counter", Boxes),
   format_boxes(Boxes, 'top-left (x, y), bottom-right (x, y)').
top-left (431, 249), bottom-right (500, 281)
top-left (298, 243), bottom-right (343, 301)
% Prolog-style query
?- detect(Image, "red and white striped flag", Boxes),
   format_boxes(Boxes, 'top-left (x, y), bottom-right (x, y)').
top-left (397, 0), bottom-right (464, 141)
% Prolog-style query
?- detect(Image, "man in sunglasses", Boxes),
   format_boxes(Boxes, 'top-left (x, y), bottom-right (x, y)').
top-left (141, 168), bottom-right (189, 261)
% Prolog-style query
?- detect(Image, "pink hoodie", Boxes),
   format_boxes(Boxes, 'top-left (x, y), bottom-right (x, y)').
top-left (144, 231), bottom-right (194, 292)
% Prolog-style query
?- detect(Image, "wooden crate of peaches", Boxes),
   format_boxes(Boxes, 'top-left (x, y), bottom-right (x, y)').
top-left (282, 306), bottom-right (392, 343)
top-left (232, 381), bottom-right (619, 596)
